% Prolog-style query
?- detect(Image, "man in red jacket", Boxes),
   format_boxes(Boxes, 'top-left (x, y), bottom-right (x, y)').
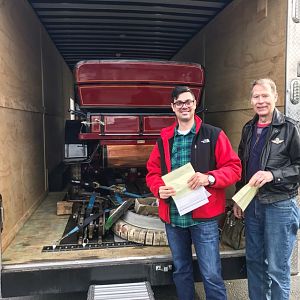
top-left (146, 86), bottom-right (241, 300)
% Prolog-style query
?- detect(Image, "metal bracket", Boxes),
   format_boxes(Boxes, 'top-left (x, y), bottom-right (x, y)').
top-left (155, 264), bottom-right (173, 272)
top-left (292, 0), bottom-right (300, 23)
top-left (42, 241), bottom-right (143, 252)
top-left (0, 194), bottom-right (3, 233)
top-left (290, 79), bottom-right (300, 104)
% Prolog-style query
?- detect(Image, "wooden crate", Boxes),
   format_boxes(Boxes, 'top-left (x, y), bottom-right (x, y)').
top-left (57, 201), bottom-right (73, 215)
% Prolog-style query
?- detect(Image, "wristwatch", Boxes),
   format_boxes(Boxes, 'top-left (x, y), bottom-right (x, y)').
top-left (208, 175), bottom-right (216, 186)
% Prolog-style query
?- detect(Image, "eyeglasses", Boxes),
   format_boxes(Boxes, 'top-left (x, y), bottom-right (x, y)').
top-left (173, 99), bottom-right (195, 108)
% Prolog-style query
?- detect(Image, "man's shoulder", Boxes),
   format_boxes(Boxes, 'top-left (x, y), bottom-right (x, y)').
top-left (201, 122), bottom-right (222, 133)
top-left (275, 110), bottom-right (299, 127)
top-left (242, 119), bottom-right (253, 132)
top-left (160, 123), bottom-right (176, 136)
top-left (284, 115), bottom-right (299, 126)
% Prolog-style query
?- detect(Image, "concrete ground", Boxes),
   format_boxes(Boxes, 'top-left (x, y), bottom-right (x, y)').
top-left (152, 274), bottom-right (300, 299)
top-left (155, 238), bottom-right (300, 299)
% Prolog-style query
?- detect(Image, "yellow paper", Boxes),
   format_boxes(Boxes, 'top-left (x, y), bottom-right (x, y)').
top-left (232, 184), bottom-right (258, 211)
top-left (162, 163), bottom-right (195, 198)
top-left (161, 163), bottom-right (210, 216)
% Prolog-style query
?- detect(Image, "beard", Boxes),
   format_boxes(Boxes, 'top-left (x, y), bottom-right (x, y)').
top-left (176, 110), bottom-right (193, 122)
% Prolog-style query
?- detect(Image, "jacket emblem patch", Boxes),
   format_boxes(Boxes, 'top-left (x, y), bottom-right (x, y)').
top-left (271, 138), bottom-right (284, 144)
top-left (201, 139), bottom-right (210, 143)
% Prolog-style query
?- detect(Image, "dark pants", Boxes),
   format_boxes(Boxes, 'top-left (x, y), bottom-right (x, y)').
top-left (165, 220), bottom-right (227, 300)
top-left (245, 197), bottom-right (300, 300)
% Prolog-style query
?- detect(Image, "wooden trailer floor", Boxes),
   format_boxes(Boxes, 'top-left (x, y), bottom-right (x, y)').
top-left (2, 192), bottom-right (243, 266)
top-left (2, 192), bottom-right (173, 266)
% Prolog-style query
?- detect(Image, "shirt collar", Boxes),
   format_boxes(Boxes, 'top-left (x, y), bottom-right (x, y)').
top-left (174, 123), bottom-right (196, 136)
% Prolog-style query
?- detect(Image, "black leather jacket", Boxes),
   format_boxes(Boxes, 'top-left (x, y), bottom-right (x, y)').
top-left (236, 108), bottom-right (300, 203)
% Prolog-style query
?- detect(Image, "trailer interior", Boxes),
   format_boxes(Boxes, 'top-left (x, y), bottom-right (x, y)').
top-left (1, 0), bottom-right (298, 298)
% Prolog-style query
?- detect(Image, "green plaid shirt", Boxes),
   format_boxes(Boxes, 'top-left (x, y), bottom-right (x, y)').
top-left (170, 123), bottom-right (201, 228)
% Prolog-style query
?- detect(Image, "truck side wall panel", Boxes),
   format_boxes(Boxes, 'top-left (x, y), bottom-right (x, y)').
top-left (0, 0), bottom-right (73, 250)
top-left (42, 31), bottom-right (74, 173)
top-left (173, 0), bottom-right (287, 150)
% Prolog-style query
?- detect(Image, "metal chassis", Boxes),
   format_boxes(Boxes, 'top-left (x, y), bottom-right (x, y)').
top-left (1, 253), bottom-right (246, 297)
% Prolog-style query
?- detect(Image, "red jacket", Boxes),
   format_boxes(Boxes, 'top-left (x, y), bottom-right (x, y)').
top-left (146, 115), bottom-right (241, 223)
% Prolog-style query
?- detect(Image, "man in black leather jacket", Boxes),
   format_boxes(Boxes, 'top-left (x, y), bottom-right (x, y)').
top-left (233, 78), bottom-right (300, 300)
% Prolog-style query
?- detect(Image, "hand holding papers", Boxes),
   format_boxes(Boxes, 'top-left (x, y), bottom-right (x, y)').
top-left (162, 163), bottom-right (210, 216)
top-left (232, 184), bottom-right (258, 211)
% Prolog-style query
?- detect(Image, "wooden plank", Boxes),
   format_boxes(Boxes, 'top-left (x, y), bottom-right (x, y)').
top-left (0, 109), bottom-right (47, 250)
top-left (204, 0), bottom-right (286, 113)
top-left (57, 201), bottom-right (73, 215)
top-left (0, 0), bottom-right (73, 251)
top-left (173, 0), bottom-right (286, 112)
top-left (0, 0), bottom-right (42, 112)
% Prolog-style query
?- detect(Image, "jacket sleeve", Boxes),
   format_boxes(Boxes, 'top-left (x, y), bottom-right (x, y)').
top-left (146, 143), bottom-right (165, 197)
top-left (270, 122), bottom-right (300, 184)
top-left (208, 130), bottom-right (242, 189)
top-left (235, 125), bottom-right (247, 192)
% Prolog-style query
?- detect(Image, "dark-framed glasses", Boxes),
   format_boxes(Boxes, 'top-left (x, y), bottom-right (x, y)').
top-left (173, 99), bottom-right (195, 108)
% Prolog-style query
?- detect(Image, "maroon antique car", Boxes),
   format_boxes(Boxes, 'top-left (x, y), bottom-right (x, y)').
top-left (69, 60), bottom-right (204, 171)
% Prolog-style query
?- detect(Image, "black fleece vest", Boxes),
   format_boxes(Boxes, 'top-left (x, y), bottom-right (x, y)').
top-left (157, 123), bottom-right (221, 175)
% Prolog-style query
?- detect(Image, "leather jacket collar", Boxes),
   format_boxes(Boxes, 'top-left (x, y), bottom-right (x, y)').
top-left (249, 108), bottom-right (285, 127)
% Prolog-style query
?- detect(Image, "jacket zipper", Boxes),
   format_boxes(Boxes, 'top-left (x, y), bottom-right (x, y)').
top-left (260, 127), bottom-right (279, 170)
top-left (192, 130), bottom-right (200, 167)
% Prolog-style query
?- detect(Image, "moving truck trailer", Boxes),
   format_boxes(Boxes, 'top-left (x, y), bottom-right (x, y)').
top-left (0, 0), bottom-right (299, 298)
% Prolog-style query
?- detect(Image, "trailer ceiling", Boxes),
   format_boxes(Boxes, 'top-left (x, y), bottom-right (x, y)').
top-left (28, 0), bottom-right (233, 70)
